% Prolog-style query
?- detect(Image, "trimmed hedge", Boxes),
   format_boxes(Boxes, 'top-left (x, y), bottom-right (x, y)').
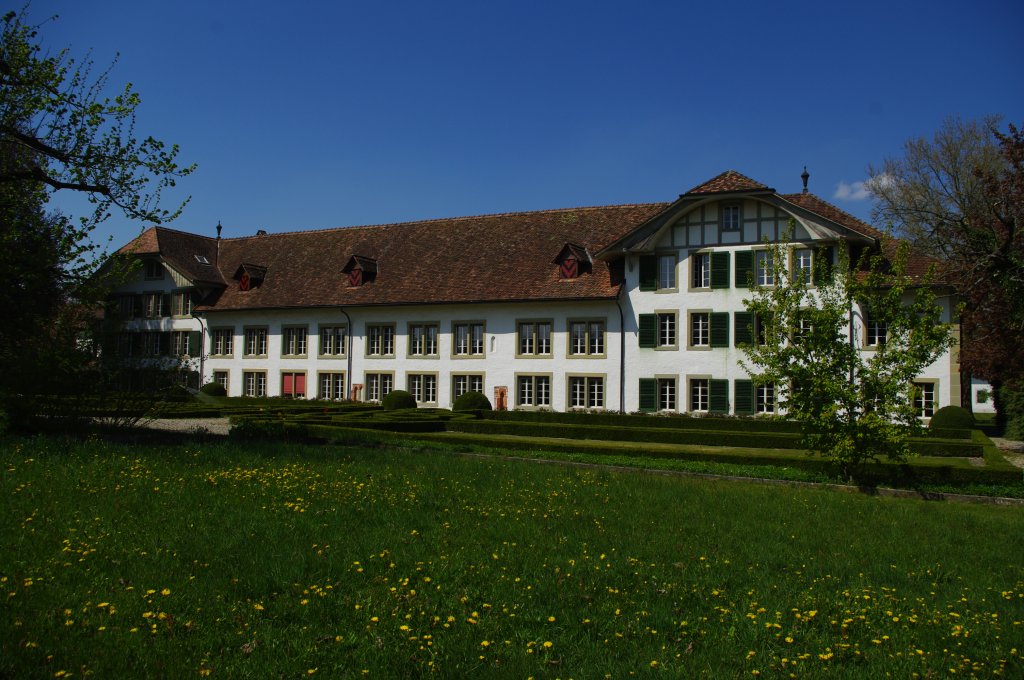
top-left (453, 391), bottom-right (492, 412)
top-left (381, 390), bottom-right (417, 410)
top-left (485, 409), bottom-right (804, 434)
top-left (929, 405), bottom-right (974, 430)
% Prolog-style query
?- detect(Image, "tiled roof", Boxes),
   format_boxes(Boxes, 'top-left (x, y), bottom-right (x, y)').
top-left (187, 203), bottom-right (667, 311)
top-left (119, 226), bottom-right (224, 285)
top-left (780, 192), bottom-right (886, 241)
top-left (684, 170), bottom-right (770, 195)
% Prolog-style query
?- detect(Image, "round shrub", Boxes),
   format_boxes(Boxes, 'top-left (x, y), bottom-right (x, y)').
top-left (381, 389), bottom-right (417, 410)
top-left (200, 382), bottom-right (227, 397)
top-left (453, 391), bottom-right (492, 412)
top-left (928, 404), bottom-right (974, 430)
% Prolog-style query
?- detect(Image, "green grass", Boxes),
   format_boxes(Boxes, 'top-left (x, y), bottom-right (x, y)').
top-left (2, 436), bottom-right (1022, 678)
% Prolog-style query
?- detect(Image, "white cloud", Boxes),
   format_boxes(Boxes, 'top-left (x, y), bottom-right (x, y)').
top-left (834, 180), bottom-right (871, 201)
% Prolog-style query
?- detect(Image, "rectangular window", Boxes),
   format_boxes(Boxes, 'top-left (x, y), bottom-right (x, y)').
top-left (866, 315), bottom-right (888, 347)
top-left (366, 373), bottom-right (394, 402)
top-left (243, 371), bottom-right (267, 397)
top-left (658, 378), bottom-right (676, 412)
top-left (569, 320), bottom-right (605, 356)
top-left (658, 254), bottom-right (677, 290)
top-left (213, 371), bottom-right (229, 393)
top-left (367, 324), bottom-right (395, 356)
top-left (569, 376), bottom-right (604, 409)
top-left (319, 326), bottom-right (347, 356)
top-left (408, 374), bottom-right (438, 404)
top-left (318, 372), bottom-right (346, 400)
top-left (211, 328), bottom-right (234, 357)
top-left (794, 315), bottom-right (813, 344)
top-left (452, 374), bottom-right (484, 400)
top-left (170, 291), bottom-right (193, 316)
top-left (755, 250), bottom-right (775, 286)
top-left (408, 324), bottom-right (439, 357)
top-left (692, 252), bottom-right (711, 288)
top-left (144, 331), bottom-right (165, 357)
top-left (454, 322), bottom-right (485, 356)
top-left (756, 382), bottom-right (776, 414)
top-left (281, 372), bottom-right (306, 399)
top-left (144, 260), bottom-right (163, 279)
top-left (793, 248), bottom-right (813, 282)
top-left (690, 378), bottom-right (709, 412)
top-left (690, 313), bottom-right (710, 347)
top-left (721, 205), bottom-right (740, 231)
top-left (282, 327), bottom-right (308, 356)
top-left (143, 293), bottom-right (165, 318)
top-left (913, 382), bottom-right (936, 418)
top-left (517, 375), bottom-right (551, 407)
top-left (658, 312), bottom-right (676, 347)
top-left (171, 330), bottom-right (192, 357)
top-left (518, 321), bottom-right (552, 356)
top-left (244, 328), bottom-right (268, 356)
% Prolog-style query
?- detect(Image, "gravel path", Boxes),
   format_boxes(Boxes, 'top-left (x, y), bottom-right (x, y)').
top-left (142, 418), bottom-right (232, 436)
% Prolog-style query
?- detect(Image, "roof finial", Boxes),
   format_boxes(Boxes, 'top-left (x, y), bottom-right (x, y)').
top-left (216, 221), bottom-right (222, 239)
top-left (801, 166), bottom-right (809, 194)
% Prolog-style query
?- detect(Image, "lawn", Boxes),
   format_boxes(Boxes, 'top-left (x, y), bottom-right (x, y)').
top-left (2, 435), bottom-right (1022, 678)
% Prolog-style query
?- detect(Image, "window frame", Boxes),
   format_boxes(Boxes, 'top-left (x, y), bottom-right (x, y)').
top-left (755, 382), bottom-right (776, 414)
top-left (515, 374), bottom-right (552, 409)
top-left (211, 328), bottom-right (234, 357)
top-left (365, 324), bottom-right (396, 358)
top-left (280, 371), bottom-right (307, 399)
top-left (281, 326), bottom-right (309, 357)
top-left (688, 310), bottom-right (711, 349)
top-left (657, 377), bottom-right (677, 412)
top-left (407, 373), bottom-right (439, 405)
top-left (656, 253), bottom-right (677, 291)
top-left (657, 311), bottom-right (677, 349)
top-left (720, 204), bottom-right (741, 231)
top-left (452, 373), bottom-right (485, 401)
top-left (170, 290), bottom-right (193, 317)
top-left (365, 372), bottom-right (395, 402)
top-left (318, 325), bottom-right (348, 358)
top-left (212, 370), bottom-right (229, 394)
top-left (567, 319), bottom-right (606, 358)
top-left (912, 381), bottom-right (937, 418)
top-left (242, 370), bottom-right (268, 398)
top-left (516, 320), bottom-right (553, 358)
top-left (755, 249), bottom-right (775, 287)
top-left (318, 371), bottom-right (347, 400)
top-left (689, 376), bottom-right (710, 412)
top-left (407, 322), bottom-right (440, 358)
top-left (243, 327), bottom-right (268, 357)
top-left (568, 374), bottom-right (605, 410)
top-left (452, 321), bottom-right (486, 358)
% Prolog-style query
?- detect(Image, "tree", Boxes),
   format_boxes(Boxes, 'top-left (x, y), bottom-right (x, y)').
top-left (739, 233), bottom-right (953, 477)
top-left (0, 10), bottom-right (194, 427)
top-left (868, 117), bottom-right (1024, 417)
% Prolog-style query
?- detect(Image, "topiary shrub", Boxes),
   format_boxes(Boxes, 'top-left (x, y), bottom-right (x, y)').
top-left (200, 382), bottom-right (227, 397)
top-left (453, 391), bottom-right (492, 412)
top-left (381, 390), bottom-right (416, 410)
top-left (928, 405), bottom-right (974, 430)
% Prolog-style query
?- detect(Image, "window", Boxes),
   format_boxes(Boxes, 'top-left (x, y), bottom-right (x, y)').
top-left (658, 254), bottom-right (677, 290)
top-left (721, 205), bottom-right (740, 231)
top-left (243, 371), bottom-right (267, 397)
top-left (170, 291), bottom-right (193, 316)
top-left (452, 374), bottom-right (484, 400)
top-left (409, 324), bottom-right (439, 357)
top-left (658, 378), bottom-right (676, 411)
top-left (518, 321), bottom-right (552, 356)
top-left (213, 371), bottom-right (229, 393)
top-left (690, 313), bottom-right (710, 347)
top-left (319, 372), bottom-right (346, 400)
top-left (454, 322), bottom-right (485, 356)
top-left (170, 330), bottom-right (196, 357)
top-left (569, 320), bottom-right (605, 356)
top-left (144, 260), bottom-right (163, 279)
top-left (282, 327), bottom-right (308, 356)
top-left (517, 375), bottom-right (551, 407)
top-left (793, 315), bottom-right (813, 344)
top-left (569, 376), bottom-right (604, 409)
top-left (865, 315), bottom-right (888, 347)
top-left (319, 326), bottom-right (347, 357)
top-left (366, 373), bottom-right (394, 401)
top-left (692, 252), bottom-right (711, 288)
top-left (690, 378), bottom-right (709, 412)
top-left (144, 332), bottom-right (165, 357)
top-left (281, 372), bottom-right (306, 399)
top-left (638, 312), bottom-right (677, 348)
top-left (143, 293), bottom-right (166, 318)
top-left (408, 374), bottom-right (438, 404)
top-left (913, 382), bottom-right (936, 418)
top-left (733, 312), bottom-right (768, 347)
top-left (756, 382), bottom-right (776, 414)
top-left (366, 324), bottom-right (395, 356)
top-left (244, 328), bottom-right (268, 356)
top-left (755, 250), bottom-right (775, 286)
top-left (659, 313), bottom-right (676, 347)
top-left (793, 248), bottom-right (813, 282)
top-left (211, 329), bottom-right (234, 357)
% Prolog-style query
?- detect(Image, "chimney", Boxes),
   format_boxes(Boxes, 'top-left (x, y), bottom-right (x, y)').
top-left (801, 166), bottom-right (809, 194)
top-left (256, 229), bottom-right (268, 236)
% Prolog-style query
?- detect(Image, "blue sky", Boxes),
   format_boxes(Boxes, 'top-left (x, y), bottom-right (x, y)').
top-left (28, 0), bottom-right (1024, 251)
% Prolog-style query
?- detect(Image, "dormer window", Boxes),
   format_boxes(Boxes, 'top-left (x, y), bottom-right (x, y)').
top-left (233, 263), bottom-right (267, 291)
top-left (342, 255), bottom-right (378, 287)
top-left (553, 243), bottom-right (591, 280)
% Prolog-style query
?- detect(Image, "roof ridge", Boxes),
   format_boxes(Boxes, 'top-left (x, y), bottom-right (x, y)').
top-left (779, 192), bottom-right (883, 236)
top-left (218, 202), bottom-right (670, 241)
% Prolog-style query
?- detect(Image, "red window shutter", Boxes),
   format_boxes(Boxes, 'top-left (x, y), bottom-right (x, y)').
top-left (348, 269), bottom-right (362, 287)
top-left (560, 258), bottom-right (579, 279)
top-left (240, 272), bottom-right (251, 291)
top-left (283, 373), bottom-right (293, 396)
top-left (296, 374), bottom-right (306, 396)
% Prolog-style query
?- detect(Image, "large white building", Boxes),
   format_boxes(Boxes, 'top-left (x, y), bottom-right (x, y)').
top-left (111, 170), bottom-right (961, 417)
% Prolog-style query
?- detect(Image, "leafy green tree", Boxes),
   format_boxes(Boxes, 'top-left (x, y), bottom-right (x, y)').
top-left (0, 10), bottom-right (194, 427)
top-left (739, 233), bottom-right (953, 477)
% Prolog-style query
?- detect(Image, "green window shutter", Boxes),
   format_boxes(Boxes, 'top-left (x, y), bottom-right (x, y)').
top-left (161, 294), bottom-right (171, 317)
top-left (734, 311), bottom-right (753, 346)
top-left (638, 255), bottom-right (657, 291)
top-left (638, 314), bottom-right (657, 348)
top-left (188, 331), bottom-right (202, 357)
top-left (710, 312), bottom-right (729, 348)
top-left (814, 246), bottom-right (834, 285)
top-left (711, 252), bottom-right (730, 289)
top-left (638, 378), bottom-right (657, 412)
top-left (160, 331), bottom-right (172, 356)
top-left (734, 379), bottom-right (755, 415)
top-left (133, 295), bottom-right (144, 318)
top-left (735, 251), bottom-right (753, 288)
top-left (709, 379), bottom-right (729, 413)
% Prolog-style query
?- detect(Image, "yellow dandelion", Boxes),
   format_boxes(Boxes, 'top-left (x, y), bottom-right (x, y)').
top-left (543, 641), bottom-right (553, 649)
top-left (161, 588), bottom-right (171, 596)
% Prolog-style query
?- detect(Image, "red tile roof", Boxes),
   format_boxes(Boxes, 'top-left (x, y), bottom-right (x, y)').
top-left (684, 170), bottom-right (769, 195)
top-left (780, 192), bottom-right (886, 241)
top-left (119, 226), bottom-right (224, 285)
